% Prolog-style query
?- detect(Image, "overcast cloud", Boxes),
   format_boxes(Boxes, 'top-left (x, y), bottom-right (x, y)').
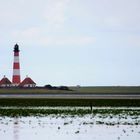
top-left (0, 0), bottom-right (140, 86)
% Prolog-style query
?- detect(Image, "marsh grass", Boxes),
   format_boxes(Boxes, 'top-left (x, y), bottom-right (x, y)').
top-left (0, 108), bottom-right (140, 117)
top-left (0, 99), bottom-right (140, 107)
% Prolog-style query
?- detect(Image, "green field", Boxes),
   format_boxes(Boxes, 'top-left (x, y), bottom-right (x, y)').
top-left (0, 86), bottom-right (140, 94)
top-left (71, 86), bottom-right (140, 93)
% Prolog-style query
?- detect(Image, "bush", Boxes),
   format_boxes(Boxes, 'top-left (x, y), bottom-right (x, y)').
top-left (44, 85), bottom-right (69, 90)
top-left (59, 86), bottom-right (69, 90)
top-left (44, 84), bottom-right (53, 89)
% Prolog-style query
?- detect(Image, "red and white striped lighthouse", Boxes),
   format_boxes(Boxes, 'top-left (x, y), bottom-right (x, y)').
top-left (12, 44), bottom-right (21, 86)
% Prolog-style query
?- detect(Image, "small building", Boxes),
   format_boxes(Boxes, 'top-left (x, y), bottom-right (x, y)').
top-left (0, 76), bottom-right (12, 87)
top-left (19, 76), bottom-right (36, 87)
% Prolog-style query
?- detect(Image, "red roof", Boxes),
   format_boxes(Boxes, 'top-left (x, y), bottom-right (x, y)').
top-left (19, 77), bottom-right (36, 86)
top-left (0, 77), bottom-right (12, 85)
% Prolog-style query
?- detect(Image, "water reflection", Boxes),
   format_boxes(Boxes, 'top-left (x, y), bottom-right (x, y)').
top-left (13, 117), bottom-right (19, 140)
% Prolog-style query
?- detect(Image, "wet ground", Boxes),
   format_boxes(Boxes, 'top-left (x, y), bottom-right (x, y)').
top-left (0, 107), bottom-right (140, 140)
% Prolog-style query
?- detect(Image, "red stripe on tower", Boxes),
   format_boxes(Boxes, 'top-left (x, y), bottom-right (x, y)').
top-left (12, 44), bottom-right (21, 86)
top-left (13, 63), bottom-right (20, 69)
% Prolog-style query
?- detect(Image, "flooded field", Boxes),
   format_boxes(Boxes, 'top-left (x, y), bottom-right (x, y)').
top-left (0, 107), bottom-right (140, 140)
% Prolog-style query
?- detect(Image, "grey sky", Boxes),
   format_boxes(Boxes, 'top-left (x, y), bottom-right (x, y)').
top-left (0, 0), bottom-right (140, 86)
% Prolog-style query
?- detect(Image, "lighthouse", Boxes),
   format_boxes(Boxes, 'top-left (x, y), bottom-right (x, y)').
top-left (12, 44), bottom-right (21, 86)
top-left (0, 44), bottom-right (36, 88)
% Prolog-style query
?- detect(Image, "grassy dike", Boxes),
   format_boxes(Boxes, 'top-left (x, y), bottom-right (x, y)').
top-left (0, 86), bottom-right (140, 107)
top-left (0, 86), bottom-right (140, 94)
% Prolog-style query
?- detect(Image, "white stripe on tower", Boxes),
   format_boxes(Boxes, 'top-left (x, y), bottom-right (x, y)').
top-left (13, 70), bottom-right (20, 75)
top-left (12, 44), bottom-right (21, 86)
top-left (14, 56), bottom-right (19, 63)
